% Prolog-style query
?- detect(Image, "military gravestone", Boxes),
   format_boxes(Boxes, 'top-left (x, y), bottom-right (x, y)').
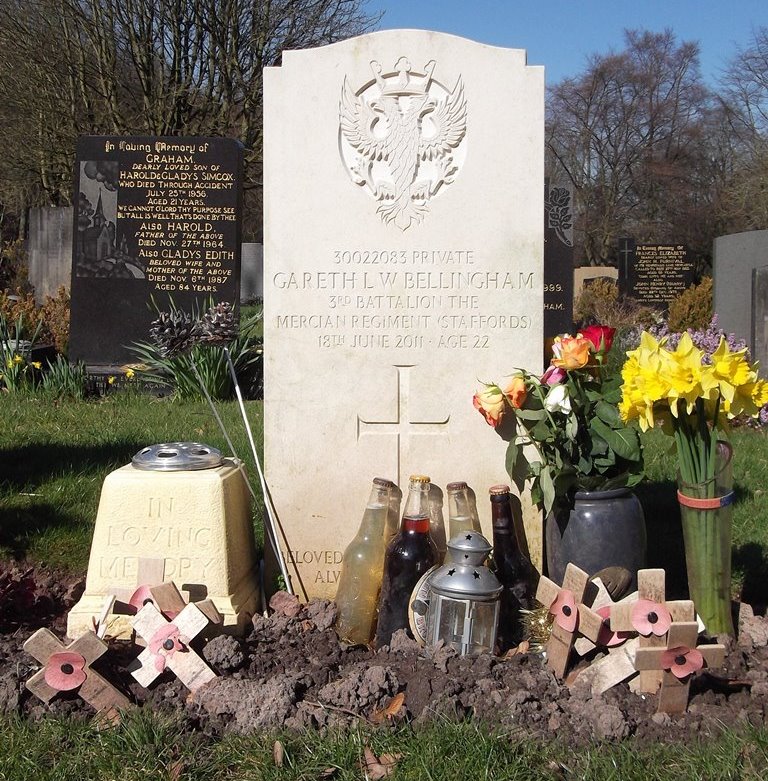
top-left (618, 239), bottom-right (695, 312)
top-left (544, 179), bottom-right (574, 340)
top-left (69, 136), bottom-right (242, 365)
top-left (264, 31), bottom-right (544, 598)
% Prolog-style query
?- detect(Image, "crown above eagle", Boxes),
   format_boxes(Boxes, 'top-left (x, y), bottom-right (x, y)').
top-left (370, 57), bottom-right (436, 96)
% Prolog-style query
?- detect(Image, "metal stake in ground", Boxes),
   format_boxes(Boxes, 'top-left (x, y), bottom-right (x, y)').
top-left (24, 628), bottom-right (134, 725)
top-left (610, 568), bottom-right (694, 693)
top-left (129, 595), bottom-right (217, 692)
top-left (634, 621), bottom-right (725, 713)
top-left (535, 563), bottom-right (603, 679)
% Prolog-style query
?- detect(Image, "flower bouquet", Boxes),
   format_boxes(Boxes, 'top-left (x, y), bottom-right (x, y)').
top-left (474, 325), bottom-right (644, 516)
top-left (619, 330), bottom-right (768, 635)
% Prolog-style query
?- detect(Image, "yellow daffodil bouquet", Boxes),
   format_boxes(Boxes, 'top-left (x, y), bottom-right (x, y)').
top-left (620, 331), bottom-right (768, 484)
top-left (619, 330), bottom-right (768, 635)
top-left (474, 325), bottom-right (644, 516)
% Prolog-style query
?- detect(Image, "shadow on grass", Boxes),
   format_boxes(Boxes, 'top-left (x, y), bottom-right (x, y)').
top-left (635, 479), bottom-right (688, 599)
top-left (0, 441), bottom-right (143, 491)
top-left (0, 504), bottom-right (88, 561)
top-left (733, 543), bottom-right (768, 611)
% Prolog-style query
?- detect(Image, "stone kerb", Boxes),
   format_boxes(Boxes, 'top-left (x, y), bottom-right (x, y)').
top-left (264, 30), bottom-right (545, 598)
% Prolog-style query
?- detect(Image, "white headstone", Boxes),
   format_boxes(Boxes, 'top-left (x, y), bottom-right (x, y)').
top-left (264, 30), bottom-right (544, 599)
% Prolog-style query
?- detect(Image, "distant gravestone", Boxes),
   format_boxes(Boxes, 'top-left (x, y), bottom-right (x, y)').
top-left (264, 31), bottom-right (545, 598)
top-left (544, 179), bottom-right (574, 339)
top-left (68, 136), bottom-right (242, 366)
top-left (714, 230), bottom-right (768, 367)
top-left (27, 206), bottom-right (73, 303)
top-left (618, 239), bottom-right (695, 312)
top-left (752, 267), bottom-right (768, 374)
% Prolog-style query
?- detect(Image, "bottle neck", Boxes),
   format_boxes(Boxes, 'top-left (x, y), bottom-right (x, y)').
top-left (491, 494), bottom-right (514, 534)
top-left (403, 482), bottom-right (430, 523)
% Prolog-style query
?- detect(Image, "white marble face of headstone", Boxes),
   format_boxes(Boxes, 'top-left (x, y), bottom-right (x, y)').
top-left (264, 30), bottom-right (544, 599)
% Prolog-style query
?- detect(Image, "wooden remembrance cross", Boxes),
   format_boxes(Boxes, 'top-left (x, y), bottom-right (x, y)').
top-left (634, 621), bottom-right (725, 713)
top-left (129, 584), bottom-right (217, 692)
top-left (24, 628), bottom-right (134, 724)
top-left (535, 563), bottom-right (603, 678)
top-left (610, 568), bottom-right (694, 693)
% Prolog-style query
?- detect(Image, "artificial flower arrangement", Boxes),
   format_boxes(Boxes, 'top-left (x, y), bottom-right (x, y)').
top-left (619, 329), bottom-right (768, 634)
top-left (474, 325), bottom-right (643, 515)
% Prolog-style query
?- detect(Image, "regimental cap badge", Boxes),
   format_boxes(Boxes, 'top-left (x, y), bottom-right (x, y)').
top-left (339, 56), bottom-right (468, 232)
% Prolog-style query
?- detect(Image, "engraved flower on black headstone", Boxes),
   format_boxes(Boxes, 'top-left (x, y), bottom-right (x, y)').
top-left (149, 309), bottom-right (200, 357)
top-left (200, 302), bottom-right (238, 346)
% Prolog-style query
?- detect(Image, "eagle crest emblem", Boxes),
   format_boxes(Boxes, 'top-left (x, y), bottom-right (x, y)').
top-left (339, 57), bottom-right (467, 231)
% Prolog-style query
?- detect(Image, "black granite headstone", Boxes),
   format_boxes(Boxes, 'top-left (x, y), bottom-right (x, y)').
top-left (69, 136), bottom-right (242, 365)
top-left (618, 238), bottom-right (695, 312)
top-left (544, 179), bottom-right (575, 340)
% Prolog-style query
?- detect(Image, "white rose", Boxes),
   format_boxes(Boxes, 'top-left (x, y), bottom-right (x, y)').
top-left (544, 383), bottom-right (572, 414)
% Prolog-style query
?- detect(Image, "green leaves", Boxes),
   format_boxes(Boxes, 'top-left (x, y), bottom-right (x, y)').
top-left (591, 417), bottom-right (641, 461)
top-left (489, 348), bottom-right (645, 514)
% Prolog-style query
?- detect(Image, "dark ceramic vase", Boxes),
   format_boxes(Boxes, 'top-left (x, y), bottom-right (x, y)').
top-left (545, 487), bottom-right (646, 590)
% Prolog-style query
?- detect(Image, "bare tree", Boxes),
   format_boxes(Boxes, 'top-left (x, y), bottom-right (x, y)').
top-left (715, 26), bottom-right (768, 232)
top-left (0, 0), bottom-right (380, 239)
top-left (547, 29), bottom-right (713, 265)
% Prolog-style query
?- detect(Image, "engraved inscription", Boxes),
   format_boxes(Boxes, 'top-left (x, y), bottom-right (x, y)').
top-left (340, 58), bottom-right (467, 230)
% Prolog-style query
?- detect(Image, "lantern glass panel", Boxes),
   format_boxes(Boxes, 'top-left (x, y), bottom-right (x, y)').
top-left (466, 601), bottom-right (499, 655)
top-left (437, 597), bottom-right (469, 651)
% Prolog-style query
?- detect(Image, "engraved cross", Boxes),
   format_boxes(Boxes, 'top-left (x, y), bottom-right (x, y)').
top-left (357, 364), bottom-right (450, 488)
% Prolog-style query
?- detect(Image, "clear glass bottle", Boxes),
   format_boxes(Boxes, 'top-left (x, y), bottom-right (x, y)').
top-left (334, 478), bottom-right (396, 644)
top-left (446, 481), bottom-right (482, 539)
top-left (489, 484), bottom-right (539, 651)
top-left (375, 475), bottom-right (439, 647)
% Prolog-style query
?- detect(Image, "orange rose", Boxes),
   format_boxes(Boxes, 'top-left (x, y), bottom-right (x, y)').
top-left (502, 375), bottom-right (528, 409)
top-left (473, 383), bottom-right (506, 428)
top-left (551, 335), bottom-right (592, 370)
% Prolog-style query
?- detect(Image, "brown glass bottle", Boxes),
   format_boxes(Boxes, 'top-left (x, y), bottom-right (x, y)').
top-left (490, 484), bottom-right (539, 650)
top-left (374, 475), bottom-right (438, 647)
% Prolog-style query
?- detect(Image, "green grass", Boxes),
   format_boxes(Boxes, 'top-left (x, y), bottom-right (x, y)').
top-left (0, 392), bottom-right (265, 569)
top-left (0, 713), bottom-right (766, 781)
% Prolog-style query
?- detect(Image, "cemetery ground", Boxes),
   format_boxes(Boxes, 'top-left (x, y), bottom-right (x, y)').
top-left (1, 394), bottom-right (768, 780)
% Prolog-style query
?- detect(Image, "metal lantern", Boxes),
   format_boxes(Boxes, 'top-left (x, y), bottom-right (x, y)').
top-left (425, 532), bottom-right (502, 656)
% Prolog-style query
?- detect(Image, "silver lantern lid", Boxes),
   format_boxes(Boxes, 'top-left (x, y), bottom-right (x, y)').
top-left (132, 442), bottom-right (223, 471)
top-left (428, 532), bottom-right (502, 600)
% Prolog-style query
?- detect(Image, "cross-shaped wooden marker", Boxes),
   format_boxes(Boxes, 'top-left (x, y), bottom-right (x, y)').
top-left (24, 628), bottom-right (134, 725)
top-left (634, 621), bottom-right (725, 713)
top-left (536, 563), bottom-right (603, 679)
top-left (610, 569), bottom-right (694, 693)
top-left (569, 577), bottom-right (640, 696)
top-left (128, 584), bottom-right (217, 692)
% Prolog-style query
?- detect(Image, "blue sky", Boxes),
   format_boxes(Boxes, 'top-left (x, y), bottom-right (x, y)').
top-left (371, 1), bottom-right (765, 87)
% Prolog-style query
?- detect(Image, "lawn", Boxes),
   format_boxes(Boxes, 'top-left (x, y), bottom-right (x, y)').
top-left (1, 391), bottom-right (768, 779)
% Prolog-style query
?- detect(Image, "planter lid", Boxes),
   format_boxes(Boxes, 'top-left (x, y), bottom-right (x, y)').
top-left (132, 442), bottom-right (223, 471)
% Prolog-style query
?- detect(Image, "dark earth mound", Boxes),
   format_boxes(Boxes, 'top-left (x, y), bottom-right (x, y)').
top-left (1, 561), bottom-right (767, 747)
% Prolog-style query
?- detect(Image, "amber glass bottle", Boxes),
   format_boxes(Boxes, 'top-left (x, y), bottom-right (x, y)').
top-left (334, 478), bottom-right (396, 644)
top-left (489, 484), bottom-right (539, 650)
top-left (375, 475), bottom-right (438, 647)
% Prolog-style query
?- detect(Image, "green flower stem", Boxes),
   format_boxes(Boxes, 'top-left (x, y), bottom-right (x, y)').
top-left (673, 394), bottom-right (734, 635)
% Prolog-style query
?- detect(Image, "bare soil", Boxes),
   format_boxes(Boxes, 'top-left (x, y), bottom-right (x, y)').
top-left (2, 561), bottom-right (767, 746)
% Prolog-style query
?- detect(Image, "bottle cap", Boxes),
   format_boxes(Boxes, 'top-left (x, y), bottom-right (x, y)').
top-left (447, 481), bottom-right (468, 492)
top-left (489, 484), bottom-right (511, 495)
top-left (409, 475), bottom-right (430, 483)
top-left (373, 477), bottom-right (395, 488)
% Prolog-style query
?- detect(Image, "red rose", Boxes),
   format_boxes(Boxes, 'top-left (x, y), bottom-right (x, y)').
top-left (580, 325), bottom-right (615, 354)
